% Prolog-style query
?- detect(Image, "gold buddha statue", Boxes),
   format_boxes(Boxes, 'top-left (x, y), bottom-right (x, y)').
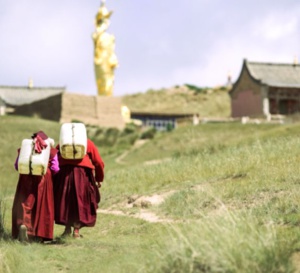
top-left (92, 1), bottom-right (118, 96)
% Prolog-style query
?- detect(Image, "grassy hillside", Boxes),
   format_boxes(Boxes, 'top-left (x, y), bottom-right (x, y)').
top-left (1, 116), bottom-right (300, 272)
top-left (121, 85), bottom-right (231, 117)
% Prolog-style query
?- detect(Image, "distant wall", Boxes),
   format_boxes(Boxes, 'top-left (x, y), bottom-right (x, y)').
top-left (60, 93), bottom-right (125, 129)
top-left (230, 66), bottom-right (263, 117)
top-left (12, 94), bottom-right (63, 121)
top-left (231, 89), bottom-right (262, 117)
top-left (9, 92), bottom-right (125, 129)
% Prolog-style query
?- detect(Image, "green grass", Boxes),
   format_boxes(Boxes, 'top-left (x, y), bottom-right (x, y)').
top-left (145, 214), bottom-right (295, 273)
top-left (122, 86), bottom-right (231, 117)
top-left (1, 116), bottom-right (300, 272)
top-left (0, 214), bottom-right (165, 273)
top-left (118, 122), bottom-right (300, 165)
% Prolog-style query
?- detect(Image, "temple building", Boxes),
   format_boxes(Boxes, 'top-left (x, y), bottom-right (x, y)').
top-left (229, 59), bottom-right (300, 118)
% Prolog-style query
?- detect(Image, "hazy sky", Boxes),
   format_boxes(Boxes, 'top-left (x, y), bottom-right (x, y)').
top-left (0, 0), bottom-right (299, 96)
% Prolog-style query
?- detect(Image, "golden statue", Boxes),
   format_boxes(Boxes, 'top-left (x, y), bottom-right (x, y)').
top-left (92, 0), bottom-right (118, 96)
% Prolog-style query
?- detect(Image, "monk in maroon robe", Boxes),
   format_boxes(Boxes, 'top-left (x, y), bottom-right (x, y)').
top-left (53, 138), bottom-right (104, 238)
top-left (12, 131), bottom-right (59, 242)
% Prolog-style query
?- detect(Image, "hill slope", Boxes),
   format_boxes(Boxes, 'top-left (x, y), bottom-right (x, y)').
top-left (1, 116), bottom-right (300, 272)
top-left (121, 85), bottom-right (231, 117)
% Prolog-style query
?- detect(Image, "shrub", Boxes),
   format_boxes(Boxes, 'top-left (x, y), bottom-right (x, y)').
top-left (70, 119), bottom-right (84, 123)
top-left (185, 84), bottom-right (208, 94)
top-left (140, 127), bottom-right (156, 139)
top-left (121, 123), bottom-right (140, 136)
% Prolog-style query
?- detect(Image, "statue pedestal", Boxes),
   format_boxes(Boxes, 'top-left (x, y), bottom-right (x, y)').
top-left (96, 96), bottom-right (125, 129)
top-left (60, 93), bottom-right (125, 129)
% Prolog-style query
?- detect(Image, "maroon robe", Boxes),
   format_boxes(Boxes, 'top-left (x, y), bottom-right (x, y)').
top-left (11, 148), bottom-right (58, 240)
top-left (53, 139), bottom-right (104, 227)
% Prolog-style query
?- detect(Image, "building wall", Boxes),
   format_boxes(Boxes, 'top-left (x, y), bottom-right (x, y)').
top-left (230, 66), bottom-right (263, 117)
top-left (8, 92), bottom-right (125, 129)
top-left (12, 94), bottom-right (63, 121)
top-left (231, 89), bottom-right (262, 117)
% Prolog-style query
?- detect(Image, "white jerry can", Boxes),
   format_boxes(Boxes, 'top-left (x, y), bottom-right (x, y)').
top-left (59, 123), bottom-right (87, 159)
top-left (18, 139), bottom-right (51, 175)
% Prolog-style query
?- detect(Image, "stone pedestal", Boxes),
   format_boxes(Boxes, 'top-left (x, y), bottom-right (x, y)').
top-left (60, 93), bottom-right (125, 129)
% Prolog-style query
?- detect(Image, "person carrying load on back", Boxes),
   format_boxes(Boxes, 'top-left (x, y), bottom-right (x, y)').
top-left (53, 123), bottom-right (104, 238)
top-left (12, 130), bottom-right (59, 243)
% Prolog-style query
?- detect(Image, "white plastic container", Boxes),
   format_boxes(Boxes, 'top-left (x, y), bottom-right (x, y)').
top-left (18, 139), bottom-right (51, 175)
top-left (59, 123), bottom-right (87, 159)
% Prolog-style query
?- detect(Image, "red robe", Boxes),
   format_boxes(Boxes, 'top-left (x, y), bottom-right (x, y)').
top-left (53, 139), bottom-right (104, 227)
top-left (12, 147), bottom-right (58, 240)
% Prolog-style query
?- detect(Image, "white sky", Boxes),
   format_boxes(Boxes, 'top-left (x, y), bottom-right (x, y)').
top-left (0, 0), bottom-right (299, 96)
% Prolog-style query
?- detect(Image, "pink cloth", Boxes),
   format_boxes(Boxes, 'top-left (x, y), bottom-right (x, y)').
top-left (33, 135), bottom-right (47, 154)
top-left (50, 154), bottom-right (59, 174)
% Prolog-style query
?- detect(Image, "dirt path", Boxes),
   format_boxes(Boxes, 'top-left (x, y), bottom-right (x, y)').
top-left (115, 139), bottom-right (148, 164)
top-left (97, 188), bottom-right (300, 271)
top-left (98, 208), bottom-right (174, 223)
top-left (97, 190), bottom-right (176, 223)
top-left (115, 139), bottom-right (172, 166)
